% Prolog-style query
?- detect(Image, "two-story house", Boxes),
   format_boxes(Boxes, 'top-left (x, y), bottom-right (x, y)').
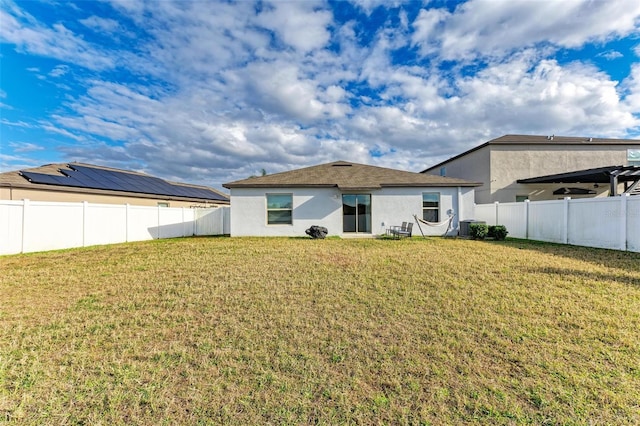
top-left (421, 134), bottom-right (640, 204)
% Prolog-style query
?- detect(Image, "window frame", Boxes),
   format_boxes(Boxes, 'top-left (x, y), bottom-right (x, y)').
top-left (266, 193), bottom-right (293, 225)
top-left (422, 192), bottom-right (440, 223)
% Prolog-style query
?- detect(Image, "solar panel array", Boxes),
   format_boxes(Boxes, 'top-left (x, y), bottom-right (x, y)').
top-left (20, 164), bottom-right (228, 202)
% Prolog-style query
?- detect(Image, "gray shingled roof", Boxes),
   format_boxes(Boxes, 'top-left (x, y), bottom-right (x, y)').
top-left (223, 161), bottom-right (481, 190)
top-left (488, 134), bottom-right (640, 145)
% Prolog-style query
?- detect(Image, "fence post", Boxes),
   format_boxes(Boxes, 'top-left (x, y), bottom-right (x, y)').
top-left (563, 197), bottom-right (570, 245)
top-left (82, 201), bottom-right (88, 247)
top-left (125, 204), bottom-right (130, 242)
top-left (194, 208), bottom-right (200, 236)
top-left (494, 201), bottom-right (499, 225)
top-left (621, 194), bottom-right (629, 251)
top-left (157, 205), bottom-right (161, 239)
top-left (190, 208), bottom-right (195, 236)
top-left (524, 199), bottom-right (530, 239)
top-left (21, 199), bottom-right (29, 253)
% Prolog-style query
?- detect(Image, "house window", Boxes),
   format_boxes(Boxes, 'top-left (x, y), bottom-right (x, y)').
top-left (628, 149), bottom-right (640, 166)
top-left (516, 195), bottom-right (529, 202)
top-left (157, 202), bottom-right (170, 207)
top-left (266, 193), bottom-right (292, 225)
top-left (440, 167), bottom-right (446, 176)
top-left (422, 193), bottom-right (440, 222)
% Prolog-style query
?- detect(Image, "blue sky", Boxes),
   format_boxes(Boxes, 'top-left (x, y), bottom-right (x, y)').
top-left (2, 0), bottom-right (640, 188)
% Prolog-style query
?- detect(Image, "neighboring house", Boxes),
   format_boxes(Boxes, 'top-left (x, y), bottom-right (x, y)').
top-left (223, 161), bottom-right (480, 237)
top-left (0, 162), bottom-right (229, 207)
top-left (421, 134), bottom-right (640, 203)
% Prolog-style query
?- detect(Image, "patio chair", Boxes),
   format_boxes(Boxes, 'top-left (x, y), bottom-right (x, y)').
top-left (388, 222), bottom-right (412, 239)
top-left (395, 222), bottom-right (413, 239)
top-left (387, 222), bottom-right (407, 238)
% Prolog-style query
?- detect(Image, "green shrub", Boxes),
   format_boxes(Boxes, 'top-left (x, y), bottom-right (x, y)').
top-left (488, 225), bottom-right (508, 241)
top-left (469, 223), bottom-right (488, 240)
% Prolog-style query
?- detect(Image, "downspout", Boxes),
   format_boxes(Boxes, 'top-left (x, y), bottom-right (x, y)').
top-left (457, 186), bottom-right (463, 236)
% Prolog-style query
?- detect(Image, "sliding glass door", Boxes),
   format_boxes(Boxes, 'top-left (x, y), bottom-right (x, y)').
top-left (342, 194), bottom-right (371, 233)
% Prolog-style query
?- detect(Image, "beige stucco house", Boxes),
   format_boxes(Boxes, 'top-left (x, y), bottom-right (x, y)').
top-left (0, 162), bottom-right (229, 207)
top-left (421, 134), bottom-right (640, 203)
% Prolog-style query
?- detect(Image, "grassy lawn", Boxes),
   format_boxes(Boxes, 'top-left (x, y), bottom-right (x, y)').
top-left (1, 237), bottom-right (639, 424)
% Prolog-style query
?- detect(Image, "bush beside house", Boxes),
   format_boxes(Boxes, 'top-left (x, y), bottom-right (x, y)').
top-left (469, 224), bottom-right (508, 240)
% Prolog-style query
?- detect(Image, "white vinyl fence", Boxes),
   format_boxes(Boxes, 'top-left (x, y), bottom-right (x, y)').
top-left (0, 200), bottom-right (230, 255)
top-left (474, 195), bottom-right (640, 252)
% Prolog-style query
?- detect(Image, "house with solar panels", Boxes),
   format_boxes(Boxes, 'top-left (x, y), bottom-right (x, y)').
top-left (0, 163), bottom-right (229, 207)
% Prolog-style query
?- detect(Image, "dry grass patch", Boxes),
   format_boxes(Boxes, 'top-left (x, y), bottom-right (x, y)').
top-left (1, 237), bottom-right (639, 424)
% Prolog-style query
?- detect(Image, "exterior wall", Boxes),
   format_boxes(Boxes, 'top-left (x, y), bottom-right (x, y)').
top-left (425, 146), bottom-right (492, 203)
top-left (426, 143), bottom-right (636, 203)
top-left (489, 145), bottom-right (632, 202)
top-left (0, 186), bottom-right (226, 208)
top-left (229, 187), bottom-right (342, 237)
top-left (229, 186), bottom-right (475, 237)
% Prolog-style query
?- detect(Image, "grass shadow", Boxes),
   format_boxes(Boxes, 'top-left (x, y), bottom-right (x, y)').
top-left (482, 238), bottom-right (640, 275)
top-left (524, 265), bottom-right (640, 287)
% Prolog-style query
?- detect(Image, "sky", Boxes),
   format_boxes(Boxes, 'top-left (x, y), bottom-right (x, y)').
top-left (2, 0), bottom-right (640, 189)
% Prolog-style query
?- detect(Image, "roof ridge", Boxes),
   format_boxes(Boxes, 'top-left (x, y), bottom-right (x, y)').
top-left (224, 160), bottom-right (481, 189)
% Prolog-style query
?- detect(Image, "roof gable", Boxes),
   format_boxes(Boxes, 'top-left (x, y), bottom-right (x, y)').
top-left (224, 161), bottom-right (480, 189)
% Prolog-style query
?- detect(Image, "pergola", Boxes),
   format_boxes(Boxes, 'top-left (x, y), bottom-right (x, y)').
top-left (517, 165), bottom-right (640, 196)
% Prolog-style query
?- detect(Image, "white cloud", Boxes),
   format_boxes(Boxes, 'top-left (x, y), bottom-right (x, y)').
top-left (597, 50), bottom-right (624, 60)
top-left (114, 1), bottom-right (271, 85)
top-left (0, 153), bottom-right (46, 171)
top-left (79, 16), bottom-right (120, 33)
top-left (255, 1), bottom-right (333, 53)
top-left (39, 122), bottom-right (85, 141)
top-left (8, 142), bottom-right (44, 153)
top-left (349, 0), bottom-right (409, 15)
top-left (228, 60), bottom-right (352, 122)
top-left (49, 65), bottom-right (69, 77)
top-left (245, 61), bottom-right (327, 120)
top-left (0, 6), bottom-right (115, 70)
top-left (411, 8), bottom-right (450, 55)
top-left (455, 58), bottom-right (637, 135)
top-left (1, 119), bottom-right (34, 128)
top-left (620, 64), bottom-right (640, 114)
top-left (413, 0), bottom-right (640, 61)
